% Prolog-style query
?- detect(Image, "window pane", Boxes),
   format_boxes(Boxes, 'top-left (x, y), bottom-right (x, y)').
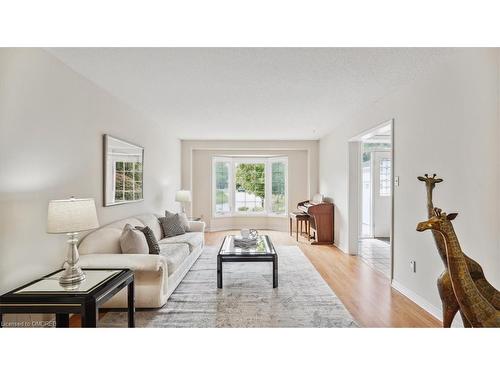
top-left (115, 172), bottom-right (124, 190)
top-left (116, 162), bottom-right (124, 171)
top-left (271, 161), bottom-right (286, 214)
top-left (235, 163), bottom-right (265, 213)
top-left (215, 161), bottom-right (230, 215)
top-left (379, 159), bottom-right (391, 196)
top-left (115, 191), bottom-right (124, 201)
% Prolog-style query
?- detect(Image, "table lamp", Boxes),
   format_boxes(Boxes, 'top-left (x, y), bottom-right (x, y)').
top-left (175, 190), bottom-right (192, 214)
top-left (47, 197), bottom-right (99, 285)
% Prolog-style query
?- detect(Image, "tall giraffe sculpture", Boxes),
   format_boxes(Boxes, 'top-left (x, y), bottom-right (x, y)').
top-left (418, 174), bottom-right (500, 327)
top-left (416, 208), bottom-right (500, 327)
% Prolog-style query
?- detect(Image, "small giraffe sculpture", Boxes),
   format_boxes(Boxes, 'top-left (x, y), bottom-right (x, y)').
top-left (416, 208), bottom-right (500, 327)
top-left (418, 174), bottom-right (500, 327)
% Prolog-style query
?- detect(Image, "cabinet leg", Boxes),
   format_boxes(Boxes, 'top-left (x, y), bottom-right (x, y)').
top-left (128, 281), bottom-right (135, 328)
top-left (81, 301), bottom-right (97, 328)
top-left (55, 313), bottom-right (69, 328)
top-left (273, 257), bottom-right (278, 288)
top-left (217, 256), bottom-right (223, 288)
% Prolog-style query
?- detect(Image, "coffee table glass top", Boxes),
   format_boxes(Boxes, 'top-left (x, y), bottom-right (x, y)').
top-left (14, 270), bottom-right (121, 294)
top-left (219, 235), bottom-right (275, 255)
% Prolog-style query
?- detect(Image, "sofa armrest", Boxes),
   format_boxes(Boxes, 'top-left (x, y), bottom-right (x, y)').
top-left (79, 253), bottom-right (168, 273)
top-left (187, 220), bottom-right (205, 233)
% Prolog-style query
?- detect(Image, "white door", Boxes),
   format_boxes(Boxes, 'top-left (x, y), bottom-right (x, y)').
top-left (360, 156), bottom-right (372, 238)
top-left (373, 151), bottom-right (391, 238)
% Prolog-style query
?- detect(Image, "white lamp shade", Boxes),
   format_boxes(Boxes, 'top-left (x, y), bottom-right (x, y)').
top-left (47, 198), bottom-right (99, 234)
top-left (175, 190), bottom-right (192, 203)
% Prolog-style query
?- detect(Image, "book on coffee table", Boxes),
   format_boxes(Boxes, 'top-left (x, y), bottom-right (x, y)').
top-left (233, 236), bottom-right (257, 248)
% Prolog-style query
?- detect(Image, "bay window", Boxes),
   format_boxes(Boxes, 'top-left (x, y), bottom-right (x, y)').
top-left (212, 156), bottom-right (288, 217)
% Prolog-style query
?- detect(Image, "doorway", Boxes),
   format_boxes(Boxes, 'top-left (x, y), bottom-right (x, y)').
top-left (349, 120), bottom-right (393, 279)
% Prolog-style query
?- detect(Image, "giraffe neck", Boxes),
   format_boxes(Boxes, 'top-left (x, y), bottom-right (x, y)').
top-left (438, 222), bottom-right (496, 325)
top-left (425, 185), bottom-right (448, 265)
top-left (425, 186), bottom-right (434, 217)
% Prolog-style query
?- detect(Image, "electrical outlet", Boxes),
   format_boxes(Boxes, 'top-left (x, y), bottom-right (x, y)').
top-left (410, 260), bottom-right (416, 273)
top-left (394, 176), bottom-right (400, 186)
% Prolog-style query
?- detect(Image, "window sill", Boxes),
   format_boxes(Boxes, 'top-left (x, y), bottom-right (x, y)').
top-left (213, 213), bottom-right (288, 219)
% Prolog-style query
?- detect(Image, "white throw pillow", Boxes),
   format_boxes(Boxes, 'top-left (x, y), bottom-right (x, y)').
top-left (120, 223), bottom-right (149, 254)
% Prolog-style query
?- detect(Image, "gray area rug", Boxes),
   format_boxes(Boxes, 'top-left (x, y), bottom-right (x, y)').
top-left (99, 245), bottom-right (357, 328)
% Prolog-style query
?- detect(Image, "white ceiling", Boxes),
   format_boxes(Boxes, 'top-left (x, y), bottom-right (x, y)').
top-left (48, 48), bottom-right (456, 140)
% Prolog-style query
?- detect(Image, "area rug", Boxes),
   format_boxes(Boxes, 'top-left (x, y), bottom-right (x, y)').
top-left (99, 245), bottom-right (357, 328)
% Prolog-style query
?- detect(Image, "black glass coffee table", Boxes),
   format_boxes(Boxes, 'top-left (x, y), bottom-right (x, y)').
top-left (217, 235), bottom-right (278, 288)
top-left (0, 268), bottom-right (134, 328)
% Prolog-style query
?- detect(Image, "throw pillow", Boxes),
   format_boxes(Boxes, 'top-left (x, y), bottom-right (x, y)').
top-left (165, 210), bottom-right (189, 231)
top-left (120, 224), bottom-right (149, 254)
top-left (135, 226), bottom-right (161, 255)
top-left (159, 213), bottom-right (186, 238)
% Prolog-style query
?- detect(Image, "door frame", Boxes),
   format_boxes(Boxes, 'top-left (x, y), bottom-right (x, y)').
top-left (347, 119), bottom-right (394, 280)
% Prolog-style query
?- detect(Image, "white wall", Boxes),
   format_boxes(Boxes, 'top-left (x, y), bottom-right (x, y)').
top-left (181, 140), bottom-right (319, 231)
top-left (319, 48), bottom-right (500, 323)
top-left (0, 49), bottom-right (181, 295)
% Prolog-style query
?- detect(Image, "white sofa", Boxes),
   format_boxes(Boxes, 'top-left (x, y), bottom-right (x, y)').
top-left (78, 213), bottom-right (205, 308)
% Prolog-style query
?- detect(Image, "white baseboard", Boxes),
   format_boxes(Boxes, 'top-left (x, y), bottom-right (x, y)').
top-left (391, 279), bottom-right (443, 322)
top-left (334, 241), bottom-right (348, 254)
top-left (207, 223), bottom-right (288, 232)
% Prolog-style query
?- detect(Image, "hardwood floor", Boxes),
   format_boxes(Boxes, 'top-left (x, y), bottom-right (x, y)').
top-left (71, 229), bottom-right (441, 327)
top-left (206, 230), bottom-right (441, 328)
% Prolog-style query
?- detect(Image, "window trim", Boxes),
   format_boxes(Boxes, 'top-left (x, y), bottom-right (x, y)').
top-left (212, 156), bottom-right (288, 218)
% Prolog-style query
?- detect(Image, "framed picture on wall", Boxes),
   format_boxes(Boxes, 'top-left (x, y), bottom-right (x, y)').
top-left (103, 134), bottom-right (144, 206)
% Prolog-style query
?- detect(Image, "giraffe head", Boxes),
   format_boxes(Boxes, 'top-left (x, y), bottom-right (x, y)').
top-left (416, 207), bottom-right (458, 233)
top-left (417, 173), bottom-right (444, 190)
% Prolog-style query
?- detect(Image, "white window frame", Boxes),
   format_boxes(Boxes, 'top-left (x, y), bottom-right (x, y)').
top-left (267, 157), bottom-right (288, 217)
top-left (212, 156), bottom-right (233, 217)
top-left (212, 156), bottom-right (288, 218)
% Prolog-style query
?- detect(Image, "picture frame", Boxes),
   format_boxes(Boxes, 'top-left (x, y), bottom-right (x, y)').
top-left (103, 134), bottom-right (144, 206)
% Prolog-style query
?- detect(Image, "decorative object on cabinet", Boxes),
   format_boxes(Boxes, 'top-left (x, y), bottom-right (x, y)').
top-left (47, 197), bottom-right (99, 286)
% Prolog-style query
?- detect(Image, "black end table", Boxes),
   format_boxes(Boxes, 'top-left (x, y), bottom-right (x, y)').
top-left (0, 268), bottom-right (134, 328)
top-left (217, 235), bottom-right (278, 288)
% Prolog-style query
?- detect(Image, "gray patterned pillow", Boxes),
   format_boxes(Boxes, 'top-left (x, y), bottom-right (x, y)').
top-left (135, 226), bottom-right (161, 255)
top-left (165, 210), bottom-right (189, 231)
top-left (159, 213), bottom-right (186, 238)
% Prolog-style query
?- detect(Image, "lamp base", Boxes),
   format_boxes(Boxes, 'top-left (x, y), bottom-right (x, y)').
top-left (59, 266), bottom-right (86, 285)
top-left (59, 232), bottom-right (86, 286)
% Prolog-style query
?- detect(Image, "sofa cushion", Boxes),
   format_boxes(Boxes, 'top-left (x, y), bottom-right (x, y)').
top-left (79, 217), bottom-right (145, 255)
top-left (159, 214), bottom-right (186, 238)
top-left (159, 243), bottom-right (190, 276)
top-left (135, 214), bottom-right (163, 241)
top-left (79, 227), bottom-right (122, 255)
top-left (135, 226), bottom-right (161, 255)
top-left (158, 232), bottom-right (203, 252)
top-left (120, 224), bottom-right (149, 254)
top-left (165, 210), bottom-right (189, 231)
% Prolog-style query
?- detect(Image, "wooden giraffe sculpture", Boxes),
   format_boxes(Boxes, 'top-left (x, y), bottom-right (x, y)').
top-left (418, 174), bottom-right (500, 327)
top-left (416, 208), bottom-right (500, 327)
